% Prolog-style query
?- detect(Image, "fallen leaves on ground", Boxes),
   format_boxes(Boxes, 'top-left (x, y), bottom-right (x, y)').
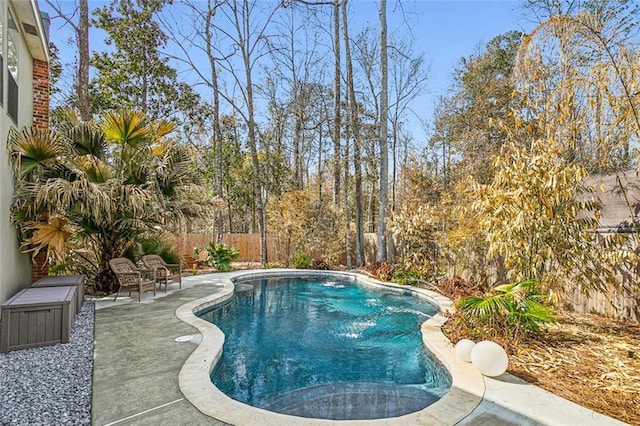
top-left (445, 311), bottom-right (640, 425)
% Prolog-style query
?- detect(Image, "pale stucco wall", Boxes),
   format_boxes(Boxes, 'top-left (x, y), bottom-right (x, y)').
top-left (0, 1), bottom-right (38, 309)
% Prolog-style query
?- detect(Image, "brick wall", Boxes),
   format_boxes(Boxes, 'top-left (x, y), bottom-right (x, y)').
top-left (32, 59), bottom-right (49, 129)
top-left (30, 59), bottom-right (50, 282)
top-left (30, 252), bottom-right (49, 283)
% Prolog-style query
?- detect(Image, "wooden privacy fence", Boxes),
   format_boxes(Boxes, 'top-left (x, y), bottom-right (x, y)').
top-left (569, 285), bottom-right (640, 322)
top-left (368, 234), bottom-right (640, 322)
top-left (175, 233), bottom-right (381, 265)
top-left (171, 233), bottom-right (285, 263)
top-left (171, 233), bottom-right (639, 321)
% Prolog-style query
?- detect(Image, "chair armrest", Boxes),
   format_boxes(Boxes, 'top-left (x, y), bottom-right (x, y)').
top-left (152, 265), bottom-right (169, 276)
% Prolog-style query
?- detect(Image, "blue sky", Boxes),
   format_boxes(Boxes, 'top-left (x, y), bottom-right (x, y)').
top-left (406, 1), bottom-right (529, 89)
top-left (352, 0), bottom-right (534, 138)
top-left (43, 0), bottom-right (534, 143)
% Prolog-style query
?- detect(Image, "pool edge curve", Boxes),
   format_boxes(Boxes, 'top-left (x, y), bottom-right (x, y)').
top-left (175, 269), bottom-right (485, 425)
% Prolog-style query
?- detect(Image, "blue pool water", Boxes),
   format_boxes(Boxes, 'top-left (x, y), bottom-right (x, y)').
top-left (198, 276), bottom-right (451, 420)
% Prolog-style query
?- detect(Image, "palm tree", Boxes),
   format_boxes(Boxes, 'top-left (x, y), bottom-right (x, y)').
top-left (8, 109), bottom-right (211, 293)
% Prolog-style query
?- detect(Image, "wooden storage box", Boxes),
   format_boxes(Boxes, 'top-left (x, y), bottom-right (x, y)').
top-left (31, 274), bottom-right (85, 313)
top-left (1, 286), bottom-right (76, 353)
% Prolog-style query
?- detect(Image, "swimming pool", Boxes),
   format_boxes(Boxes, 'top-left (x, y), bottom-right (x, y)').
top-left (197, 276), bottom-right (451, 420)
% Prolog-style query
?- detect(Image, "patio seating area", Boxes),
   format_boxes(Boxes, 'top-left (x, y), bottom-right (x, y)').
top-left (109, 258), bottom-right (157, 302)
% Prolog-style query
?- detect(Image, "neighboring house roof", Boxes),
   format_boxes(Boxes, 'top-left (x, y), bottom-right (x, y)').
top-left (11, 0), bottom-right (49, 63)
top-left (586, 171), bottom-right (640, 233)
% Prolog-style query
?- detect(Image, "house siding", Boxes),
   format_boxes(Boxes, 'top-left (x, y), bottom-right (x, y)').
top-left (0, 0), bottom-right (49, 312)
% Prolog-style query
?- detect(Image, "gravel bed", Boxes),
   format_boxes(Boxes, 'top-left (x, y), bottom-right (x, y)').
top-left (0, 302), bottom-right (94, 425)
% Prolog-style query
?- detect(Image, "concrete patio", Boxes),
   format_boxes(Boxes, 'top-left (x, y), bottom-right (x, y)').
top-left (92, 272), bottom-right (625, 425)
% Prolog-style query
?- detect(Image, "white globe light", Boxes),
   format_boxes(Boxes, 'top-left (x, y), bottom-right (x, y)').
top-left (455, 339), bottom-right (476, 362)
top-left (470, 340), bottom-right (509, 377)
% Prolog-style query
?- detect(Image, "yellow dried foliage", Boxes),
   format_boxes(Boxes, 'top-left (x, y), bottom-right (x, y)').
top-left (267, 189), bottom-right (344, 266)
top-left (390, 168), bottom-right (489, 283)
top-left (21, 217), bottom-right (72, 261)
top-left (473, 138), bottom-right (629, 296)
top-left (515, 8), bottom-right (640, 174)
top-left (436, 180), bottom-right (491, 284)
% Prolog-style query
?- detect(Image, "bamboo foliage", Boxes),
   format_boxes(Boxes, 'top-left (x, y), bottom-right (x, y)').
top-left (515, 4), bottom-right (640, 173)
top-left (399, 2), bottom-right (640, 307)
top-left (388, 167), bottom-right (489, 283)
top-left (434, 181), bottom-right (491, 285)
top-left (388, 204), bottom-right (438, 277)
top-left (267, 188), bottom-right (345, 266)
top-left (267, 190), bottom-right (312, 266)
top-left (473, 138), bottom-right (634, 298)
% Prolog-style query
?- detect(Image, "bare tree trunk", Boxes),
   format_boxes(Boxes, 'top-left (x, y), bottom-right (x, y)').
top-left (335, 2), bottom-right (351, 269)
top-left (294, 115), bottom-right (304, 189)
top-left (391, 122), bottom-right (397, 211)
top-left (289, 30), bottom-right (303, 189)
top-left (377, 0), bottom-right (389, 262)
top-left (332, 1), bottom-right (342, 205)
top-left (205, 0), bottom-right (224, 243)
top-left (343, 110), bottom-right (351, 269)
top-left (45, 0), bottom-right (91, 120)
top-left (354, 182), bottom-right (364, 263)
top-left (142, 59), bottom-right (149, 115)
top-left (77, 0), bottom-right (91, 121)
top-left (368, 183), bottom-right (376, 232)
top-left (318, 125), bottom-right (324, 202)
top-left (239, 1), bottom-right (267, 264)
top-left (213, 78), bottom-right (224, 243)
top-left (342, 0), bottom-right (364, 266)
top-left (227, 198), bottom-right (233, 233)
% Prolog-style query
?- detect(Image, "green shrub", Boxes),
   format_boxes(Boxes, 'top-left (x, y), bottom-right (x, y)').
top-left (128, 235), bottom-right (181, 264)
top-left (202, 242), bottom-right (239, 272)
top-left (457, 279), bottom-right (555, 338)
top-left (391, 267), bottom-right (430, 286)
top-left (293, 249), bottom-right (311, 269)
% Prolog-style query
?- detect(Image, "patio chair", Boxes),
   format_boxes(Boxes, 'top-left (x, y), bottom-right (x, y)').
top-left (142, 254), bottom-right (182, 292)
top-left (194, 249), bottom-right (209, 269)
top-left (109, 257), bottom-right (157, 302)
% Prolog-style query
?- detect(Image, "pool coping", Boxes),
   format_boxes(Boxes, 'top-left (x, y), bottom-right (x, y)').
top-left (175, 269), bottom-right (485, 425)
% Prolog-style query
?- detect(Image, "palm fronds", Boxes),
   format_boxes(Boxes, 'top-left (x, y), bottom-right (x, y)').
top-left (64, 121), bottom-right (107, 159)
top-left (457, 279), bottom-right (556, 336)
top-left (7, 108), bottom-right (209, 293)
top-left (7, 127), bottom-right (66, 176)
top-left (150, 118), bottom-right (176, 139)
top-left (101, 109), bottom-right (150, 148)
top-left (20, 217), bottom-right (72, 261)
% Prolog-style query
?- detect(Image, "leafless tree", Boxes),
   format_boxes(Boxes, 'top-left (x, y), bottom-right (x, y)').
top-left (388, 39), bottom-right (429, 210)
top-left (45, 0), bottom-right (91, 120)
top-left (342, 0), bottom-right (364, 266)
top-left (377, 0), bottom-right (389, 262)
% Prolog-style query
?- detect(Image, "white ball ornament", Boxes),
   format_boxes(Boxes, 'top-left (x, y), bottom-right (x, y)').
top-left (470, 340), bottom-right (509, 377)
top-left (455, 339), bottom-right (476, 362)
